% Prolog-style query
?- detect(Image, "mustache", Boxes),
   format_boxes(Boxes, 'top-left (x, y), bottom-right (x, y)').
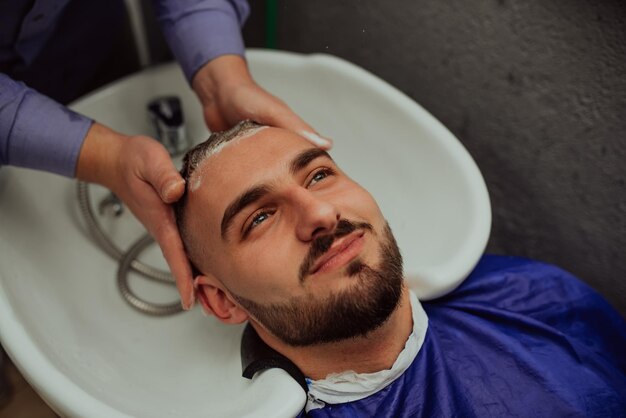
top-left (298, 219), bottom-right (373, 282)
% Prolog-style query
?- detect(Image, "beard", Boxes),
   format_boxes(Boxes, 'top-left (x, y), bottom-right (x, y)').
top-left (231, 221), bottom-right (404, 347)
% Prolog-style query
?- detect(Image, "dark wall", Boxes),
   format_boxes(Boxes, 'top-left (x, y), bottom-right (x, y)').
top-left (264, 1), bottom-right (625, 315)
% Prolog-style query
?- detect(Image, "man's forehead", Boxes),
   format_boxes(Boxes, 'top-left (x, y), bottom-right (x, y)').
top-left (189, 127), bottom-right (316, 195)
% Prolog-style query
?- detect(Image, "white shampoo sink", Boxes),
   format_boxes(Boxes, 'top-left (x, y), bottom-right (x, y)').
top-left (0, 50), bottom-right (490, 417)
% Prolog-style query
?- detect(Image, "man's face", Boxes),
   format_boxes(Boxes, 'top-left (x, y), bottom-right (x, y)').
top-left (186, 127), bottom-right (403, 345)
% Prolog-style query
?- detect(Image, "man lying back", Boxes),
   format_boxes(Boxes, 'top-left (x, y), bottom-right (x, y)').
top-left (174, 121), bottom-right (626, 417)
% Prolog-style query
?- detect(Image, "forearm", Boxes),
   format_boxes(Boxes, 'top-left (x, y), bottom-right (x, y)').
top-left (0, 73), bottom-right (92, 177)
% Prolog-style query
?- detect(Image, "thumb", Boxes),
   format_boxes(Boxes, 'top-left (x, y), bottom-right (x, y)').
top-left (139, 142), bottom-right (186, 203)
top-left (159, 175), bottom-right (186, 203)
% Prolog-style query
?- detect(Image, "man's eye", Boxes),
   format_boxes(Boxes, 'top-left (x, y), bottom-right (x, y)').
top-left (308, 168), bottom-right (335, 187)
top-left (251, 211), bottom-right (271, 228)
top-left (244, 210), bottom-right (274, 236)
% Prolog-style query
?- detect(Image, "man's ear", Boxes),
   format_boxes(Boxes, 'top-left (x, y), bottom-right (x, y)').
top-left (194, 274), bottom-right (249, 324)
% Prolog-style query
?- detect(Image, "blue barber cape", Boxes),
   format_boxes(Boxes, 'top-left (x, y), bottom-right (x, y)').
top-left (300, 255), bottom-right (626, 417)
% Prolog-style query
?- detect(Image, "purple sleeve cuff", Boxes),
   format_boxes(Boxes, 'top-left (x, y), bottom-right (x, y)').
top-left (154, 0), bottom-right (250, 82)
top-left (0, 74), bottom-right (93, 177)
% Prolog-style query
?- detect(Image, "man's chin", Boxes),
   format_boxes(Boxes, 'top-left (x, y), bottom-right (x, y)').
top-left (237, 222), bottom-right (404, 347)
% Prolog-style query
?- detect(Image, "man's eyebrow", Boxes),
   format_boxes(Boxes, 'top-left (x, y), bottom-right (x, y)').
top-left (221, 185), bottom-right (272, 239)
top-left (221, 148), bottom-right (334, 240)
top-left (290, 148), bottom-right (333, 175)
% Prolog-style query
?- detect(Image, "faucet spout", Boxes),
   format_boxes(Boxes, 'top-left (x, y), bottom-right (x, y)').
top-left (147, 96), bottom-right (189, 155)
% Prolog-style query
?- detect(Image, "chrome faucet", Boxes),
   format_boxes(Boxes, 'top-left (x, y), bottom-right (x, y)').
top-left (147, 96), bottom-right (189, 156)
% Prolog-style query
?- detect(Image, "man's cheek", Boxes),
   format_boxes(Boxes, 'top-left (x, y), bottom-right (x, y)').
top-left (337, 191), bottom-right (381, 221)
top-left (245, 244), bottom-right (293, 280)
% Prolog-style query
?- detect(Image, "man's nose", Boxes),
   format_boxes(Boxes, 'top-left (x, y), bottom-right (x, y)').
top-left (294, 190), bottom-right (340, 241)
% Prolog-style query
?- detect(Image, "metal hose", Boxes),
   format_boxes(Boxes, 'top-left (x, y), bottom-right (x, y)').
top-left (76, 181), bottom-right (183, 315)
top-left (117, 234), bottom-right (183, 316)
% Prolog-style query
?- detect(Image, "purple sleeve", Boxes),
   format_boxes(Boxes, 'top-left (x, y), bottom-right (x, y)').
top-left (0, 73), bottom-right (93, 177)
top-left (154, 0), bottom-right (250, 83)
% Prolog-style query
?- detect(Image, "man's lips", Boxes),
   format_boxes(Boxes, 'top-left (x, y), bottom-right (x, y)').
top-left (310, 230), bottom-right (366, 275)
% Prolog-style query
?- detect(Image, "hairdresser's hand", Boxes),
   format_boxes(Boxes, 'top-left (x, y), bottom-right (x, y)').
top-left (192, 55), bottom-right (332, 149)
top-left (76, 123), bottom-right (195, 310)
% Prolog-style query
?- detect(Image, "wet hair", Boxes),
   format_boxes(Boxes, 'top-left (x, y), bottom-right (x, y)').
top-left (173, 120), bottom-right (264, 272)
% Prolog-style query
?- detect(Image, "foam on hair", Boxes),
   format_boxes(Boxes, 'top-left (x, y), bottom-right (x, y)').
top-left (179, 120), bottom-right (265, 189)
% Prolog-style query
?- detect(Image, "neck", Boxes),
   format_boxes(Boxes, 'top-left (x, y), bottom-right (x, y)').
top-left (251, 285), bottom-right (413, 380)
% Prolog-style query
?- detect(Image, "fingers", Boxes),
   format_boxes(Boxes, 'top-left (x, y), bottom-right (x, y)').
top-left (125, 137), bottom-right (196, 309)
top-left (87, 133), bottom-right (196, 311)
top-left (242, 90), bottom-right (334, 149)
top-left (266, 115), bottom-right (333, 150)
top-left (299, 130), bottom-right (334, 150)
top-left (154, 218), bottom-right (196, 310)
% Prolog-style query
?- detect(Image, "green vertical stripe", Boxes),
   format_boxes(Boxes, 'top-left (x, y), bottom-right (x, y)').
top-left (265, 0), bottom-right (278, 49)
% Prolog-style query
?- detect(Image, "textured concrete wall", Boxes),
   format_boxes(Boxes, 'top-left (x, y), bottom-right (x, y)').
top-left (268, 1), bottom-right (626, 315)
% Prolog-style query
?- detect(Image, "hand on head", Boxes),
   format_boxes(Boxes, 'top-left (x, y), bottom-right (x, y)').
top-left (192, 55), bottom-right (333, 149)
top-left (76, 123), bottom-right (195, 310)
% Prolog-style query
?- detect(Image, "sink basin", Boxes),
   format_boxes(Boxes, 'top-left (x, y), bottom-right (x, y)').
top-left (0, 49), bottom-right (490, 417)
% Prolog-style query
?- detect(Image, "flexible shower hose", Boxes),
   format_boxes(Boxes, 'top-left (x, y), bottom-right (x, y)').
top-left (76, 181), bottom-right (183, 316)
